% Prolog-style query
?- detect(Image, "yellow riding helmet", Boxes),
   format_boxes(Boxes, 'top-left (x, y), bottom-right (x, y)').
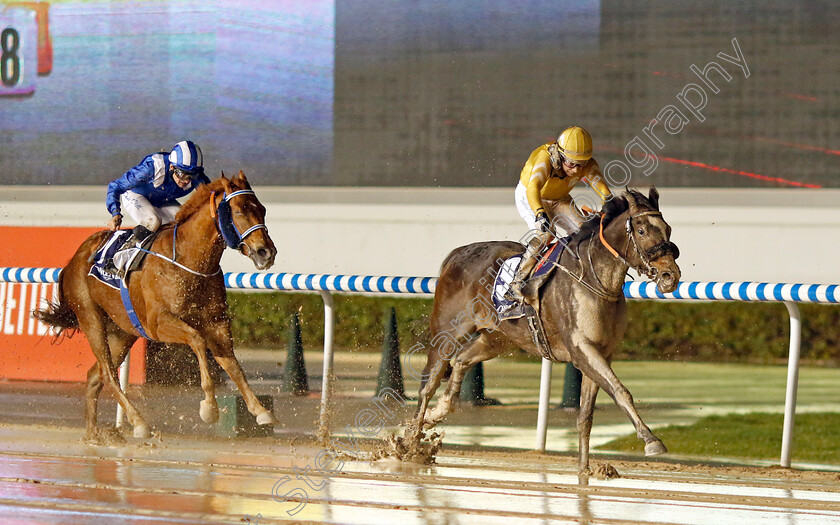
top-left (556, 126), bottom-right (593, 163)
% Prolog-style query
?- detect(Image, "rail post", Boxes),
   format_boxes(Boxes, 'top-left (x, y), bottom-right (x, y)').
top-left (317, 290), bottom-right (335, 443)
top-left (780, 301), bottom-right (801, 468)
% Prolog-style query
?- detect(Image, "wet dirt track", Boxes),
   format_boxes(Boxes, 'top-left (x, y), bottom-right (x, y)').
top-left (1, 425), bottom-right (840, 524)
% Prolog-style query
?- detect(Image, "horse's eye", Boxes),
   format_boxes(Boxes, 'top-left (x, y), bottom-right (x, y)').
top-left (637, 228), bottom-right (645, 235)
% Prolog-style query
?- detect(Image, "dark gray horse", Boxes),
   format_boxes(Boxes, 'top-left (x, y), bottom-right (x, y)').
top-left (408, 187), bottom-right (680, 474)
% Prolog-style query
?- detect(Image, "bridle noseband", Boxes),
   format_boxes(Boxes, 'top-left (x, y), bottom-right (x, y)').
top-left (211, 189), bottom-right (268, 249)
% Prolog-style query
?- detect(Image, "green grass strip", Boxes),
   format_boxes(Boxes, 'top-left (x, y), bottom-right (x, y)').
top-left (598, 412), bottom-right (840, 465)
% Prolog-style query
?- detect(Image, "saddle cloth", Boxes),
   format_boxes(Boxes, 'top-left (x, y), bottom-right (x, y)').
top-left (492, 239), bottom-right (568, 320)
top-left (88, 230), bottom-right (132, 289)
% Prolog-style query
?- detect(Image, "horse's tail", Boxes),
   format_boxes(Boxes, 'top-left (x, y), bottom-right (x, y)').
top-left (32, 270), bottom-right (78, 341)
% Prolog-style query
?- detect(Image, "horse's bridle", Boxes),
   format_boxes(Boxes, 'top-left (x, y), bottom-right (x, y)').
top-left (211, 189), bottom-right (269, 249)
top-left (600, 210), bottom-right (679, 280)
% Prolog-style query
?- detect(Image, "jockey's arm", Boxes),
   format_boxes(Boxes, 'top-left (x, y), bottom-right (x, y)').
top-left (105, 158), bottom-right (155, 216)
top-left (583, 160), bottom-right (613, 203)
top-left (525, 150), bottom-right (552, 216)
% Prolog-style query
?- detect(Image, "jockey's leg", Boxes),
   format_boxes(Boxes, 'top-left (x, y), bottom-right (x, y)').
top-left (108, 192), bottom-right (160, 275)
top-left (504, 230), bottom-right (550, 303)
top-left (508, 182), bottom-right (557, 304)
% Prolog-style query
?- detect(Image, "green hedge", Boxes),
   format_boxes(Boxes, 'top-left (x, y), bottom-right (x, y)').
top-left (227, 292), bottom-right (840, 364)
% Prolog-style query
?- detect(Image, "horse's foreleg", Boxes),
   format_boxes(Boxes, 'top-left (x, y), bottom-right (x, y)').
top-left (78, 315), bottom-right (150, 438)
top-left (207, 331), bottom-right (276, 426)
top-left (153, 312), bottom-right (220, 424)
top-left (572, 341), bottom-right (666, 456)
top-left (576, 375), bottom-right (600, 476)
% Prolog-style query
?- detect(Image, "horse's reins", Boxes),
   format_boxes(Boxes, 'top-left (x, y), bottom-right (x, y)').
top-left (134, 224), bottom-right (222, 278)
top-left (133, 189), bottom-right (268, 278)
top-left (549, 237), bottom-right (623, 301)
top-left (545, 209), bottom-right (677, 301)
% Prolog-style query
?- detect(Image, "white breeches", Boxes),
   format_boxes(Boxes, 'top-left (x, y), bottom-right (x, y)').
top-left (120, 191), bottom-right (180, 231)
top-left (514, 182), bottom-right (583, 237)
top-left (515, 182), bottom-right (538, 231)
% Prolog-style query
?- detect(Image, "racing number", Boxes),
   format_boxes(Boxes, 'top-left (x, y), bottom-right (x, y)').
top-left (1, 27), bottom-right (20, 87)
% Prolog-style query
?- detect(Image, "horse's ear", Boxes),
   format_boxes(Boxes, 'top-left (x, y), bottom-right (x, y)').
top-left (220, 173), bottom-right (233, 193)
top-left (625, 188), bottom-right (639, 213)
top-left (237, 169), bottom-right (247, 181)
top-left (648, 186), bottom-right (660, 209)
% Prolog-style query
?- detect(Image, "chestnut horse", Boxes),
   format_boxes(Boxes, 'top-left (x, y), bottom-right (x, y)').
top-left (409, 187), bottom-right (681, 474)
top-left (35, 171), bottom-right (278, 440)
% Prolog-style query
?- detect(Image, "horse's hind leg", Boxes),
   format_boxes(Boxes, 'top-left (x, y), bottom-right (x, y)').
top-left (84, 325), bottom-right (138, 439)
top-left (78, 314), bottom-right (150, 438)
top-left (406, 344), bottom-right (450, 442)
top-left (84, 362), bottom-right (103, 439)
top-left (424, 331), bottom-right (498, 427)
top-left (572, 342), bottom-right (666, 456)
top-left (84, 326), bottom-right (138, 441)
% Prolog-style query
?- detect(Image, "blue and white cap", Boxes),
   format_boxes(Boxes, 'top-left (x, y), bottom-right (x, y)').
top-left (168, 140), bottom-right (203, 174)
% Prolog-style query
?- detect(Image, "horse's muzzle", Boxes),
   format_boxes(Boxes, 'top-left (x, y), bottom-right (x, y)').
top-left (654, 262), bottom-right (681, 294)
top-left (242, 235), bottom-right (276, 270)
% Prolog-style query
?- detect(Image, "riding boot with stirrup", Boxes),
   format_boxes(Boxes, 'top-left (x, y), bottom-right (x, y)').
top-left (107, 225), bottom-right (154, 278)
top-left (504, 246), bottom-right (541, 304)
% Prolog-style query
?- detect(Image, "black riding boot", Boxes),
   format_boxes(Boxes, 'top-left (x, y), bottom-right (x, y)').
top-left (106, 225), bottom-right (154, 276)
top-left (504, 250), bottom-right (539, 304)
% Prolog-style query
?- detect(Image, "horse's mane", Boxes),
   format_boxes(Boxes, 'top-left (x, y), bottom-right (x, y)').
top-left (174, 177), bottom-right (237, 224)
top-left (569, 188), bottom-right (659, 246)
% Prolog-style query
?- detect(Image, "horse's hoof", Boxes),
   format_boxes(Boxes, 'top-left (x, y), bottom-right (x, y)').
top-left (645, 440), bottom-right (668, 456)
top-left (133, 423), bottom-right (151, 439)
top-left (256, 411), bottom-right (277, 426)
top-left (199, 400), bottom-right (219, 423)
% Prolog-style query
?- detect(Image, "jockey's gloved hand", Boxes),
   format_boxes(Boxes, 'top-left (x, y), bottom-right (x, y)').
top-left (107, 214), bottom-right (122, 231)
top-left (535, 211), bottom-right (550, 233)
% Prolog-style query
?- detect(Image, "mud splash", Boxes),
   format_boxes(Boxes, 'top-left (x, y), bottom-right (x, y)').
top-left (384, 430), bottom-right (445, 464)
top-left (82, 425), bottom-right (126, 446)
top-left (589, 462), bottom-right (621, 479)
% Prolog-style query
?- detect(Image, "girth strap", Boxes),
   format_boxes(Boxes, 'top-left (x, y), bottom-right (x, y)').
top-left (119, 277), bottom-right (151, 339)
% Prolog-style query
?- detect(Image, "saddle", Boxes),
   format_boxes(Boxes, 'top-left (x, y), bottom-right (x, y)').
top-left (493, 238), bottom-right (569, 321)
top-left (89, 229), bottom-right (156, 286)
top-left (88, 230), bottom-right (155, 339)
top-left (492, 238), bottom-right (572, 359)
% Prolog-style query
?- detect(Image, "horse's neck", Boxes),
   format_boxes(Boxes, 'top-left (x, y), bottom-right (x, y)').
top-left (172, 206), bottom-right (225, 273)
top-left (585, 215), bottom-right (631, 293)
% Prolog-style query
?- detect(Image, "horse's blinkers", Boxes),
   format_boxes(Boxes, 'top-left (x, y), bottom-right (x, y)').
top-left (215, 190), bottom-right (268, 249)
top-left (216, 197), bottom-right (241, 249)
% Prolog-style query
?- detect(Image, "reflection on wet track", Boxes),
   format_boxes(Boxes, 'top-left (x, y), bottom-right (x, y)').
top-left (0, 426), bottom-right (838, 524)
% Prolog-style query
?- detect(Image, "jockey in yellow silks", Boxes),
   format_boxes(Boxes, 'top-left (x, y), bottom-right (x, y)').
top-left (506, 126), bottom-right (613, 304)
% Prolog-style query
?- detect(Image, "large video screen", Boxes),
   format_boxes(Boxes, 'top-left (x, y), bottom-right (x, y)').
top-left (2, 1), bottom-right (838, 188)
top-left (0, 0), bottom-right (334, 185)
top-left (334, 0), bottom-right (839, 189)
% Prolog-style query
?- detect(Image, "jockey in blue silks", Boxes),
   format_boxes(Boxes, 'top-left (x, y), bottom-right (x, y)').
top-left (105, 140), bottom-right (211, 274)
